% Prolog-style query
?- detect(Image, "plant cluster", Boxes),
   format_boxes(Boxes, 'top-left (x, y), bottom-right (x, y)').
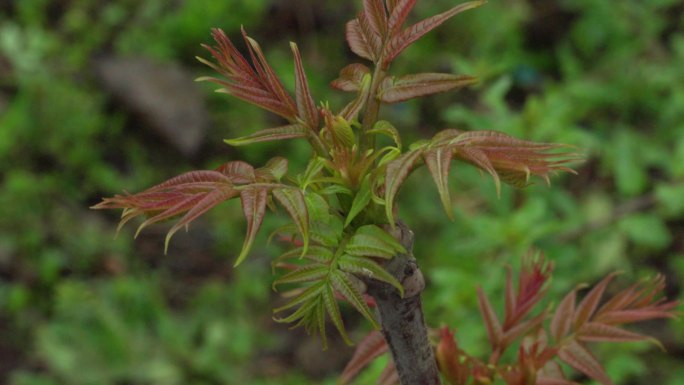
top-left (340, 255), bottom-right (678, 385)
top-left (91, 0), bottom-right (679, 384)
top-left (94, 0), bottom-right (576, 345)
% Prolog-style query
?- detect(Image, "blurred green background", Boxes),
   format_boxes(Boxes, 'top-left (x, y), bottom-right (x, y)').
top-left (1, 0), bottom-right (682, 384)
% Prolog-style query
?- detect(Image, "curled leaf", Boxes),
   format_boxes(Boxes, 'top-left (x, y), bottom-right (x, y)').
top-left (331, 63), bottom-right (371, 92)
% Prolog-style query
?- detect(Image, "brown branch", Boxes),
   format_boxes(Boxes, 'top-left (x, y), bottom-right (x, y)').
top-left (365, 222), bottom-right (441, 385)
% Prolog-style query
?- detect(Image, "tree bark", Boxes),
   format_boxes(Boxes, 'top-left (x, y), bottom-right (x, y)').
top-left (366, 222), bottom-right (441, 385)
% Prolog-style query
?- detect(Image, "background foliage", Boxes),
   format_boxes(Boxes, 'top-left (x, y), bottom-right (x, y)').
top-left (0, 0), bottom-right (682, 384)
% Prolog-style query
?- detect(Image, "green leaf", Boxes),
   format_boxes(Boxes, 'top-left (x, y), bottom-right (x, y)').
top-left (224, 123), bottom-right (307, 146)
top-left (378, 73), bottom-right (477, 103)
top-left (306, 192), bottom-right (344, 247)
top-left (423, 146), bottom-right (454, 220)
top-left (367, 120), bottom-right (402, 150)
top-left (338, 254), bottom-right (404, 296)
top-left (300, 157), bottom-right (326, 190)
top-left (275, 245), bottom-right (335, 264)
top-left (273, 187), bottom-right (310, 255)
top-left (331, 270), bottom-right (379, 329)
top-left (273, 281), bottom-right (326, 313)
top-left (273, 293), bottom-right (320, 323)
top-left (345, 225), bottom-right (405, 258)
top-left (257, 157), bottom-right (289, 181)
top-left (234, 187), bottom-right (269, 267)
top-left (384, 149), bottom-right (422, 226)
top-left (273, 264), bottom-right (329, 290)
top-left (323, 284), bottom-right (353, 345)
top-left (345, 175), bottom-right (373, 227)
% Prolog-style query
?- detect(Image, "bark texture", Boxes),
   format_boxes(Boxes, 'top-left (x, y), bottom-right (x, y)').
top-left (366, 222), bottom-right (441, 385)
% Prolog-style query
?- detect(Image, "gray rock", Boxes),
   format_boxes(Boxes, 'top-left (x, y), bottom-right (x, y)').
top-left (95, 57), bottom-right (208, 157)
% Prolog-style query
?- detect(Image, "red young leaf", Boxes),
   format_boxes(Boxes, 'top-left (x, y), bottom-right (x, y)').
top-left (92, 159), bottom-right (291, 255)
top-left (576, 322), bottom-right (654, 344)
top-left (442, 130), bottom-right (580, 195)
top-left (551, 289), bottom-right (577, 342)
top-left (387, 0), bottom-right (417, 36)
top-left (503, 254), bottom-right (553, 330)
top-left (242, 29), bottom-right (298, 114)
top-left (144, 170), bottom-right (233, 193)
top-left (164, 188), bottom-right (239, 252)
top-left (377, 73), bottom-right (477, 103)
top-left (290, 42), bottom-right (319, 129)
top-left (346, 19), bottom-right (378, 61)
top-left (384, 0), bottom-right (400, 14)
top-left (477, 287), bottom-right (503, 349)
top-left (331, 63), bottom-right (371, 92)
top-left (215, 161), bottom-right (255, 183)
top-left (363, 0), bottom-right (388, 37)
top-left (558, 341), bottom-right (614, 385)
top-left (423, 147), bottom-right (454, 220)
top-left (225, 123), bottom-right (308, 147)
top-left (592, 274), bottom-right (679, 325)
top-left (92, 170), bottom-right (239, 245)
top-left (273, 187), bottom-right (310, 255)
top-left (501, 309), bottom-right (548, 349)
top-left (339, 330), bottom-right (389, 384)
top-left (234, 187), bottom-right (269, 266)
top-left (359, 11), bottom-right (384, 57)
top-left (574, 273), bottom-right (618, 330)
top-left (383, 149), bottom-right (423, 226)
top-left (198, 28), bottom-right (298, 120)
top-left (383, 1), bottom-right (485, 67)
top-left (436, 327), bottom-right (471, 385)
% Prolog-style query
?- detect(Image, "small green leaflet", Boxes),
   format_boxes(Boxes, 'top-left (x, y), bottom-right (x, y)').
top-left (345, 225), bottom-right (405, 258)
top-left (272, 264), bottom-right (329, 290)
top-left (367, 120), bottom-right (402, 150)
top-left (338, 254), bottom-right (404, 296)
top-left (345, 175), bottom-right (372, 227)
